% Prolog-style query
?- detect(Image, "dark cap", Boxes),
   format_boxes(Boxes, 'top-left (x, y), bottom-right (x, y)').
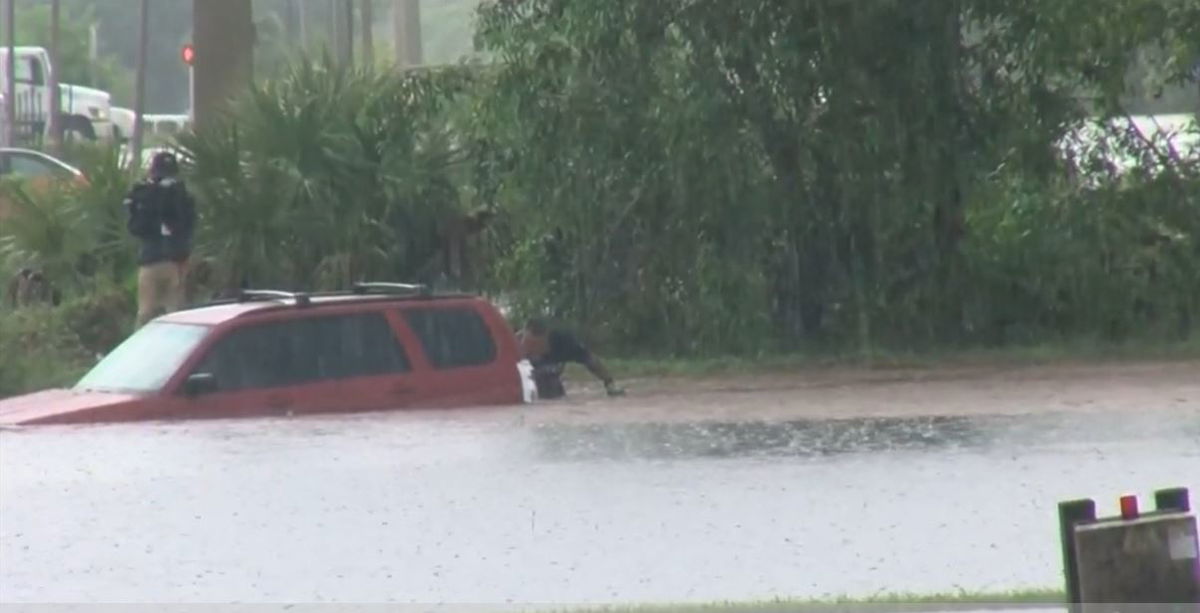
top-left (149, 151), bottom-right (180, 178)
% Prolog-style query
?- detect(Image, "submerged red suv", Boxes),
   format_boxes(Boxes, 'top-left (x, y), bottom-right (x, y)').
top-left (0, 283), bottom-right (536, 426)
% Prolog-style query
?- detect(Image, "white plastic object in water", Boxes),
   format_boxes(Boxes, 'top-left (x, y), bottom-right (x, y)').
top-left (517, 359), bottom-right (537, 403)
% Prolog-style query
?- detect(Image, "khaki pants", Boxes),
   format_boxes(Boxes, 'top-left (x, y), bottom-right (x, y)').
top-left (136, 261), bottom-right (185, 327)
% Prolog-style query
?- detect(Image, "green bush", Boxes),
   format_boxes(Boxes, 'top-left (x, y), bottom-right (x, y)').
top-left (0, 282), bottom-right (133, 399)
top-left (6, 3), bottom-right (1200, 367)
top-left (0, 142), bottom-right (136, 292)
top-left (469, 0), bottom-right (1200, 354)
top-left (175, 56), bottom-right (482, 294)
top-left (0, 307), bottom-right (91, 399)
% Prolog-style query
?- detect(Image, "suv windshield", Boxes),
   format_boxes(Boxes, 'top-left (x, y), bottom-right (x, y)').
top-left (75, 322), bottom-right (210, 394)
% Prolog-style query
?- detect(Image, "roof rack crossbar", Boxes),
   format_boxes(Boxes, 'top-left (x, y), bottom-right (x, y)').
top-left (352, 282), bottom-right (431, 297)
top-left (184, 282), bottom-right (445, 312)
top-left (239, 289), bottom-right (311, 306)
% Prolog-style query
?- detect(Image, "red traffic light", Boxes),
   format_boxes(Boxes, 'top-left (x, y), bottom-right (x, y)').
top-left (181, 43), bottom-right (195, 66)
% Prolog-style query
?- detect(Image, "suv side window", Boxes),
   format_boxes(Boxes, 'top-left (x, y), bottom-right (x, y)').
top-left (196, 312), bottom-right (410, 391)
top-left (402, 307), bottom-right (497, 369)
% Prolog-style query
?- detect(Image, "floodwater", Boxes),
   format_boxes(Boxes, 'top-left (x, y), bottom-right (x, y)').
top-left (1, 382), bottom-right (1198, 606)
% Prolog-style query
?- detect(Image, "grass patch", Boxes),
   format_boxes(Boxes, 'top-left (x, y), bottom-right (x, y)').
top-left (604, 337), bottom-right (1200, 380)
top-left (0, 308), bottom-right (94, 398)
top-left (0, 285), bottom-right (132, 399)
top-left (550, 588), bottom-right (1064, 613)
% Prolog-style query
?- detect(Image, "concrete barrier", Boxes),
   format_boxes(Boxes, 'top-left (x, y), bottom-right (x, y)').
top-left (1059, 487), bottom-right (1198, 612)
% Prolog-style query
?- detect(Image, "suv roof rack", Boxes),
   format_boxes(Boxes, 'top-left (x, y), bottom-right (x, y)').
top-left (351, 282), bottom-right (432, 297)
top-left (238, 289), bottom-right (311, 306)
top-left (186, 281), bottom-right (444, 311)
top-left (189, 289), bottom-right (311, 310)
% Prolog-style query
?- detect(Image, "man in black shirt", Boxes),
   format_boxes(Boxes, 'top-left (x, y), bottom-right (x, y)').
top-left (125, 152), bottom-right (196, 327)
top-left (518, 318), bottom-right (624, 399)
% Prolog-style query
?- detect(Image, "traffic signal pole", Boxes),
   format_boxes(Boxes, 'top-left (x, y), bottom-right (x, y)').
top-left (182, 44), bottom-right (194, 122)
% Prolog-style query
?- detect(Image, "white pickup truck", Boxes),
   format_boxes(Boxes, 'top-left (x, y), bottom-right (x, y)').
top-left (0, 46), bottom-right (114, 142)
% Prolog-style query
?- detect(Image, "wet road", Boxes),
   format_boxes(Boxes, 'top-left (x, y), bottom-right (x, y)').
top-left (1, 403), bottom-right (1197, 605)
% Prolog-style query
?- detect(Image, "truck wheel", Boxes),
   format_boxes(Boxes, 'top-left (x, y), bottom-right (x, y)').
top-left (62, 116), bottom-right (97, 142)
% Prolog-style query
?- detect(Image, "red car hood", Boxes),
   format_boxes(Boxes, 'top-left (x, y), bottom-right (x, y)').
top-left (0, 388), bottom-right (146, 426)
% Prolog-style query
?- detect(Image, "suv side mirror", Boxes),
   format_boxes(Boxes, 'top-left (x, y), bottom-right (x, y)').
top-left (183, 373), bottom-right (218, 397)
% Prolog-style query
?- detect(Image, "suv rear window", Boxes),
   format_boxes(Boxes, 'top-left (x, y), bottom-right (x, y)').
top-left (402, 307), bottom-right (496, 369)
top-left (197, 312), bottom-right (410, 391)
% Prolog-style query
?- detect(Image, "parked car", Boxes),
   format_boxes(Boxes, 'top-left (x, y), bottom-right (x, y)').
top-left (0, 283), bottom-right (537, 426)
top-left (0, 147), bottom-right (85, 181)
top-left (0, 147), bottom-right (87, 220)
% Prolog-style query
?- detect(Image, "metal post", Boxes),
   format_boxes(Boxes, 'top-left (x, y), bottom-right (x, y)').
top-left (3, 0), bottom-right (15, 147)
top-left (88, 23), bottom-right (98, 83)
top-left (187, 65), bottom-right (194, 123)
top-left (1058, 498), bottom-right (1096, 608)
top-left (48, 0), bottom-right (62, 150)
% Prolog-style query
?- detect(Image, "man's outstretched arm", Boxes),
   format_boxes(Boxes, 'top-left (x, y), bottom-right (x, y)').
top-left (581, 353), bottom-right (624, 396)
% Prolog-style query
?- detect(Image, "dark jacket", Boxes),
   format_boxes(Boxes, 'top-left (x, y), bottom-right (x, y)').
top-left (531, 329), bottom-right (592, 368)
top-left (125, 177), bottom-right (196, 266)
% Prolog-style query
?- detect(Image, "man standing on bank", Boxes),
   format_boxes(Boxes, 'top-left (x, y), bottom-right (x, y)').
top-left (518, 318), bottom-right (625, 399)
top-left (125, 151), bottom-right (196, 327)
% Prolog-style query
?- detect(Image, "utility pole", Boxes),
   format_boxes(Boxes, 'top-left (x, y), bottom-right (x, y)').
top-left (3, 0), bottom-right (15, 147)
top-left (130, 0), bottom-right (149, 170)
top-left (392, 0), bottom-right (422, 68)
top-left (48, 0), bottom-right (62, 151)
top-left (361, 0), bottom-right (374, 68)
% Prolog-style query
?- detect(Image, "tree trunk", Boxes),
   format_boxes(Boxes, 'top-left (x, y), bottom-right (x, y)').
top-left (392, 0), bottom-right (422, 68)
top-left (47, 0), bottom-right (62, 151)
top-left (329, 0), bottom-right (338, 58)
top-left (192, 0), bottom-right (254, 129)
top-left (330, 0), bottom-right (353, 67)
top-left (297, 0), bottom-right (308, 49)
top-left (130, 0), bottom-right (149, 169)
top-left (361, 0), bottom-right (374, 67)
top-left (344, 0), bottom-right (355, 67)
